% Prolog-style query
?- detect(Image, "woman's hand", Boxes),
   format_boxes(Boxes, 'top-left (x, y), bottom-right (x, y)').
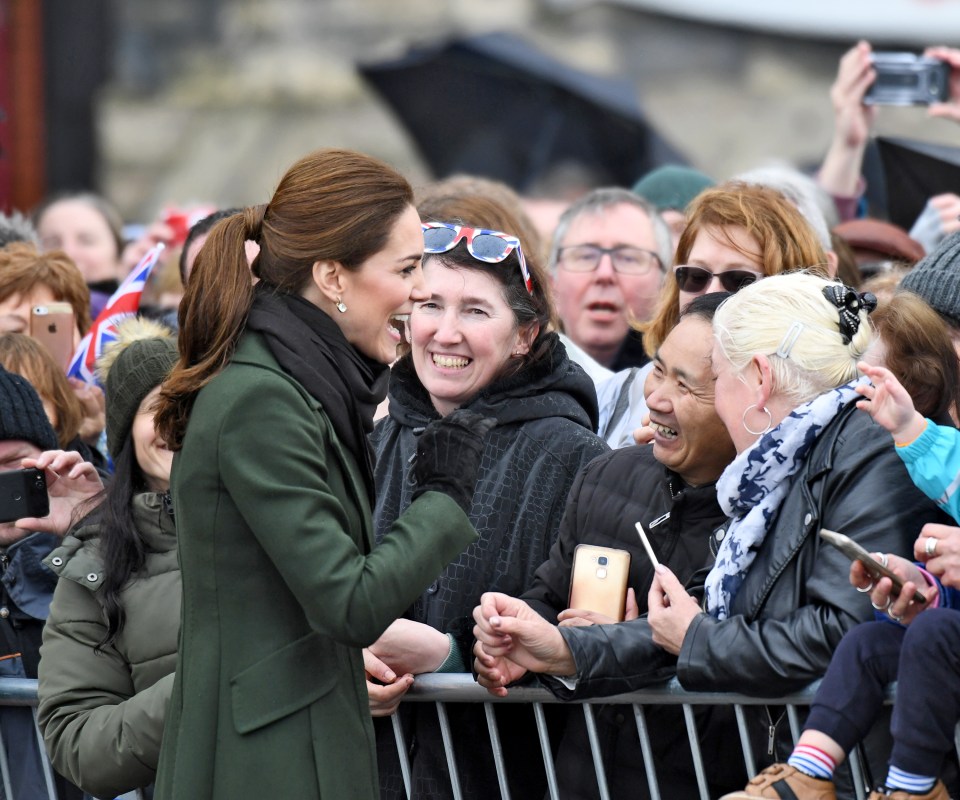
top-left (363, 648), bottom-right (413, 717)
top-left (850, 553), bottom-right (935, 626)
top-left (68, 378), bottom-right (107, 446)
top-left (818, 41), bottom-right (877, 199)
top-left (925, 46), bottom-right (960, 123)
top-left (648, 565), bottom-right (702, 655)
top-left (557, 588), bottom-right (640, 627)
top-left (17, 450), bottom-right (103, 535)
top-left (473, 639), bottom-right (531, 698)
top-left (368, 618), bottom-right (451, 676)
top-left (472, 592), bottom-right (575, 696)
top-left (914, 523), bottom-right (960, 589)
top-left (855, 362), bottom-right (925, 443)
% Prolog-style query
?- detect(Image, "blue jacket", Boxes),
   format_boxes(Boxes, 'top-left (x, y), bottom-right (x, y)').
top-left (897, 419), bottom-right (960, 522)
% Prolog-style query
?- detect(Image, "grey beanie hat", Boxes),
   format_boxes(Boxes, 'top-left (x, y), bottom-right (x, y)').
top-left (900, 230), bottom-right (960, 328)
top-left (0, 366), bottom-right (58, 452)
top-left (96, 318), bottom-right (178, 460)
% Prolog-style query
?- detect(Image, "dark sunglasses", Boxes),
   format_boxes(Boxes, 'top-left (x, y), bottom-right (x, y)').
top-left (422, 222), bottom-right (533, 295)
top-left (673, 265), bottom-right (762, 294)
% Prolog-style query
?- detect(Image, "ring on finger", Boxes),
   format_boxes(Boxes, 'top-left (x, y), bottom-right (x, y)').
top-left (925, 536), bottom-right (939, 557)
top-left (889, 610), bottom-right (904, 624)
top-left (878, 553), bottom-right (889, 568)
top-left (871, 599), bottom-right (887, 611)
top-left (856, 581), bottom-right (876, 594)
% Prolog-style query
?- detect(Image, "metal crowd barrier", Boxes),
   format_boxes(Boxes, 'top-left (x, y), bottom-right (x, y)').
top-left (393, 673), bottom-right (960, 800)
top-left (0, 678), bottom-right (142, 800)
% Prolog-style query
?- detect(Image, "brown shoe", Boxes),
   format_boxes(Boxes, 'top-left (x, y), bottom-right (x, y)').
top-left (867, 780), bottom-right (950, 800)
top-left (720, 763), bottom-right (837, 799)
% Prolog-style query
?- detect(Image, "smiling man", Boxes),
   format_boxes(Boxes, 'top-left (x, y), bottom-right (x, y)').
top-left (549, 189), bottom-right (672, 370)
top-left (518, 292), bottom-right (738, 799)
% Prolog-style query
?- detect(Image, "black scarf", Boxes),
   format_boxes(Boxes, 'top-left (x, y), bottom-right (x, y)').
top-left (245, 285), bottom-right (389, 503)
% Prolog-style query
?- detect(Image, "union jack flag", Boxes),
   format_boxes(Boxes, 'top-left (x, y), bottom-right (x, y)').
top-left (66, 243), bottom-right (165, 385)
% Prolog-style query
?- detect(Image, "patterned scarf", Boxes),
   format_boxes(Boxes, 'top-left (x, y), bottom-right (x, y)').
top-left (704, 378), bottom-right (867, 619)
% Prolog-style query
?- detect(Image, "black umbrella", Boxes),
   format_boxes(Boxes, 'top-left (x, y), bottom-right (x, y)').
top-left (358, 32), bottom-right (685, 192)
top-left (877, 136), bottom-right (960, 229)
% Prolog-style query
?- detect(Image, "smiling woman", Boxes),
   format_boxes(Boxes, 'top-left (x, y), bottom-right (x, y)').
top-left (150, 149), bottom-right (488, 800)
top-left (370, 199), bottom-right (609, 800)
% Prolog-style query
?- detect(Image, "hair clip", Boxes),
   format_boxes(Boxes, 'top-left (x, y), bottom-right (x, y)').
top-left (775, 321), bottom-right (805, 359)
top-left (822, 284), bottom-right (877, 344)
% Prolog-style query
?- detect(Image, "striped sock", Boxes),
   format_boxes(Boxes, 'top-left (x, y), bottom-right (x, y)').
top-left (885, 765), bottom-right (936, 794)
top-left (787, 744), bottom-right (837, 780)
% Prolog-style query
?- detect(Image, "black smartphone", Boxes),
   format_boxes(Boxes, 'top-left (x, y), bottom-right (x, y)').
top-left (0, 468), bottom-right (49, 524)
top-left (866, 52), bottom-right (950, 106)
top-left (819, 528), bottom-right (926, 604)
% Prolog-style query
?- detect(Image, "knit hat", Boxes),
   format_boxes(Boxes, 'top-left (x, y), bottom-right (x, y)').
top-left (96, 317), bottom-right (178, 460)
top-left (900, 230), bottom-right (960, 328)
top-left (0, 366), bottom-right (57, 452)
top-left (632, 165), bottom-right (715, 211)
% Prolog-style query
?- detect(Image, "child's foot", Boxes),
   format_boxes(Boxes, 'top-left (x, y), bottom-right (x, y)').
top-left (867, 780), bottom-right (949, 800)
top-left (720, 763), bottom-right (837, 799)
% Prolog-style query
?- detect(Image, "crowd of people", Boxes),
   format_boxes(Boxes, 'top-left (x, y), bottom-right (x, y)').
top-left (0, 38), bottom-right (958, 800)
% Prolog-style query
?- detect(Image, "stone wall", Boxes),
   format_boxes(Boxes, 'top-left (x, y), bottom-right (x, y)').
top-left (97, 0), bottom-right (959, 221)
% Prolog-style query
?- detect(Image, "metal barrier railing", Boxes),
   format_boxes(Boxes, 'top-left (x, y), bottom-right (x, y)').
top-left (0, 678), bottom-right (142, 800)
top-left (1, 675), bottom-right (954, 800)
top-left (391, 673), bottom-right (954, 800)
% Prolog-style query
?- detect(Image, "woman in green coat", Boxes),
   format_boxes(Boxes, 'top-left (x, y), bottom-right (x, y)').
top-left (152, 148), bottom-right (486, 799)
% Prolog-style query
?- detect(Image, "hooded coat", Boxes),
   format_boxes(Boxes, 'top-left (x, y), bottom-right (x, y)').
top-left (371, 334), bottom-right (609, 799)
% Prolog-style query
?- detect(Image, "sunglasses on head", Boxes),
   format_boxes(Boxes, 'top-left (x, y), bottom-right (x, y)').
top-left (422, 222), bottom-right (533, 295)
top-left (673, 265), bottom-right (763, 294)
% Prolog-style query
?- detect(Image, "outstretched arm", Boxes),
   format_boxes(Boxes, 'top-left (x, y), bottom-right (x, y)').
top-left (855, 362), bottom-right (925, 444)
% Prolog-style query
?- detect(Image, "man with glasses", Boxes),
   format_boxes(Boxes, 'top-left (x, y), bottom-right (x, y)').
top-left (549, 189), bottom-right (673, 370)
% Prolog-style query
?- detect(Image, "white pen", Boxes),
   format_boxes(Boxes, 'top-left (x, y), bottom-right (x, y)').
top-left (634, 522), bottom-right (660, 569)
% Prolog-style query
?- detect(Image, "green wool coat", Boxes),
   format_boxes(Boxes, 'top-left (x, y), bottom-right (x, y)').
top-left (154, 332), bottom-right (477, 800)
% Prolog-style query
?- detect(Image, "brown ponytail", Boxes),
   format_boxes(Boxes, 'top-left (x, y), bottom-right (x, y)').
top-left (156, 211), bottom-right (255, 449)
top-left (156, 148), bottom-right (414, 449)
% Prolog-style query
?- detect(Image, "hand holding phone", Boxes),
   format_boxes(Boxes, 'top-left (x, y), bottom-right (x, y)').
top-left (568, 545), bottom-right (631, 622)
top-left (819, 528), bottom-right (926, 604)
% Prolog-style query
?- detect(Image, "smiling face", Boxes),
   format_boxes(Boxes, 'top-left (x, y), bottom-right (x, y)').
top-left (644, 316), bottom-right (735, 486)
top-left (552, 204), bottom-right (663, 366)
top-left (333, 205), bottom-right (428, 365)
top-left (36, 199), bottom-right (121, 284)
top-left (677, 224), bottom-right (764, 311)
top-left (132, 386), bottom-right (173, 493)
top-left (411, 260), bottom-right (536, 416)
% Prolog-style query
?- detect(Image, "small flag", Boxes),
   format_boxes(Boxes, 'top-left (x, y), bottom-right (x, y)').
top-left (67, 243), bottom-right (165, 385)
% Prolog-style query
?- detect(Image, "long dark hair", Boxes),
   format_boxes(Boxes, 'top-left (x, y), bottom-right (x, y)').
top-left (76, 435), bottom-right (150, 651)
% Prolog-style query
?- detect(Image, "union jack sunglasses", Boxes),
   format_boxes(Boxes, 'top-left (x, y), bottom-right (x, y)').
top-left (422, 222), bottom-right (534, 295)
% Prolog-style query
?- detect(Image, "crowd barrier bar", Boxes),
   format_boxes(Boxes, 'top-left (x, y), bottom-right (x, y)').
top-left (393, 673), bottom-right (960, 800)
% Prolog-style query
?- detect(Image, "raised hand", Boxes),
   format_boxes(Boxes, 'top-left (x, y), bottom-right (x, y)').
top-left (648, 565), bottom-right (702, 655)
top-left (18, 449), bottom-right (103, 535)
top-left (855, 362), bottom-right (926, 444)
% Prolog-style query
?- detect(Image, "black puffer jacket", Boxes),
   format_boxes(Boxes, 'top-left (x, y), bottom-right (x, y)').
top-left (550, 402), bottom-right (949, 771)
top-left (372, 333), bottom-right (609, 655)
top-left (372, 334), bottom-right (609, 800)
top-left (522, 444), bottom-right (725, 623)
top-left (522, 444), bottom-right (736, 799)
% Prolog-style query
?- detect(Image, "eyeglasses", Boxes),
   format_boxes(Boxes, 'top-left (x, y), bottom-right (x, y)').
top-left (673, 265), bottom-right (763, 294)
top-left (422, 222), bottom-right (533, 294)
top-left (557, 245), bottom-right (661, 275)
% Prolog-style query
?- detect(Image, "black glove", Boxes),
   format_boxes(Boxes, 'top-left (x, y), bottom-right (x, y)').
top-left (411, 409), bottom-right (497, 512)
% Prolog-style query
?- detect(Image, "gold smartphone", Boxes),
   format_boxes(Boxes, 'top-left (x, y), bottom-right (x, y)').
top-left (30, 303), bottom-right (75, 371)
top-left (568, 544), bottom-right (632, 622)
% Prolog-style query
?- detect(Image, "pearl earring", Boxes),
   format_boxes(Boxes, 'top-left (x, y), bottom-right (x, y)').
top-left (336, 298), bottom-right (347, 314)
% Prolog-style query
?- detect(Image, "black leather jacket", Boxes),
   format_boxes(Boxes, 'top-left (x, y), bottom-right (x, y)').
top-left (553, 402), bottom-right (948, 700)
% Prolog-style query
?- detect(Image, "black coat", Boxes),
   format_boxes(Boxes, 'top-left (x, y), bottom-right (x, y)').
top-left (522, 444), bottom-right (725, 623)
top-left (372, 334), bottom-right (609, 800)
top-left (551, 403), bottom-right (949, 775)
top-left (522, 444), bottom-right (736, 799)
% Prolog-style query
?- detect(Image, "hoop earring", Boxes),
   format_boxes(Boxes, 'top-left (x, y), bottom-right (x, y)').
top-left (742, 404), bottom-right (772, 436)
top-left (336, 298), bottom-right (347, 314)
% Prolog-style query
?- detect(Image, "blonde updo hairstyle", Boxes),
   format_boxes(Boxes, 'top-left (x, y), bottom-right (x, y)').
top-left (713, 272), bottom-right (872, 407)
